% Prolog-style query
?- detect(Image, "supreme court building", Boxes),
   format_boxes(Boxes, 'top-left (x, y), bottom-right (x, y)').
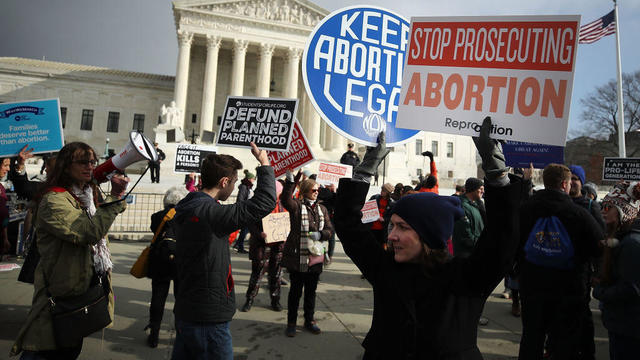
top-left (0, 0), bottom-right (478, 187)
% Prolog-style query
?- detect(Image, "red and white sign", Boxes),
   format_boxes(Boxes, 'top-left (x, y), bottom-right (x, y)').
top-left (267, 121), bottom-right (315, 178)
top-left (316, 162), bottom-right (353, 187)
top-left (396, 15), bottom-right (580, 147)
top-left (361, 200), bottom-right (381, 224)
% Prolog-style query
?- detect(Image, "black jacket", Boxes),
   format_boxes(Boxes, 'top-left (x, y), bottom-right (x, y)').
top-left (518, 189), bottom-right (603, 296)
top-left (173, 166), bottom-right (276, 323)
top-left (340, 150), bottom-right (360, 167)
top-left (572, 194), bottom-right (605, 231)
top-left (334, 175), bottom-right (526, 359)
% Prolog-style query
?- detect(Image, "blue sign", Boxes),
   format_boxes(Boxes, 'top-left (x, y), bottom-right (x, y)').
top-left (302, 6), bottom-right (420, 146)
top-left (0, 98), bottom-right (64, 157)
top-left (503, 141), bottom-right (564, 169)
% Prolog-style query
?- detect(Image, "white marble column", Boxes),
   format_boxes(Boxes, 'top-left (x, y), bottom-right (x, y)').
top-left (256, 43), bottom-right (275, 97)
top-left (323, 124), bottom-right (334, 151)
top-left (283, 47), bottom-right (303, 98)
top-left (200, 35), bottom-right (222, 137)
top-left (304, 93), bottom-right (321, 148)
top-left (230, 39), bottom-right (249, 96)
top-left (174, 30), bottom-right (193, 127)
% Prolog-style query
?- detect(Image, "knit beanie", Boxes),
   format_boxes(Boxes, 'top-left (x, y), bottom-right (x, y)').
top-left (583, 182), bottom-right (598, 200)
top-left (601, 181), bottom-right (640, 227)
top-left (389, 193), bottom-right (464, 250)
top-left (382, 183), bottom-right (394, 193)
top-left (243, 169), bottom-right (255, 179)
top-left (569, 165), bottom-right (585, 185)
top-left (464, 177), bottom-right (483, 193)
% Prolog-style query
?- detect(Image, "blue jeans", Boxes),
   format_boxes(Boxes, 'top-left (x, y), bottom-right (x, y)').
top-left (171, 319), bottom-right (232, 360)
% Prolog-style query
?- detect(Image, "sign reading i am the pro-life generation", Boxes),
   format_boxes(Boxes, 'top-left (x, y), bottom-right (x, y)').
top-left (603, 158), bottom-right (640, 181)
top-left (0, 98), bottom-right (64, 157)
top-left (397, 15), bottom-right (580, 147)
top-left (303, 6), bottom-right (421, 147)
top-left (316, 162), bottom-right (353, 188)
top-left (217, 96), bottom-right (298, 151)
top-left (502, 141), bottom-right (564, 169)
top-left (267, 121), bottom-right (315, 178)
top-left (174, 144), bottom-right (217, 174)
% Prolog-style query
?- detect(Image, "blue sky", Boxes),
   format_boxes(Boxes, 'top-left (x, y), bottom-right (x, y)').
top-left (1, 0), bottom-right (638, 138)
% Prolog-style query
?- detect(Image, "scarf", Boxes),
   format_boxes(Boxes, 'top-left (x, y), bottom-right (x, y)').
top-left (72, 185), bottom-right (113, 275)
top-left (299, 199), bottom-right (324, 272)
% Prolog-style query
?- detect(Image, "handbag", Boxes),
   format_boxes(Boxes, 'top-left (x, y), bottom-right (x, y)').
top-left (130, 208), bottom-right (175, 278)
top-left (17, 228), bottom-right (39, 284)
top-left (46, 272), bottom-right (111, 348)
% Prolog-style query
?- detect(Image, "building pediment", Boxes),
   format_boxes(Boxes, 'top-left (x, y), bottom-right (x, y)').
top-left (174, 0), bottom-right (328, 28)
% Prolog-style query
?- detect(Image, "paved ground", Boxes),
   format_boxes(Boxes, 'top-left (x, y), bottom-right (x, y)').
top-left (0, 240), bottom-right (610, 360)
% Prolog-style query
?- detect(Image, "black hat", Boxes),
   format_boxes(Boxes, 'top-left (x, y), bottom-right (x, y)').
top-left (464, 178), bottom-right (484, 193)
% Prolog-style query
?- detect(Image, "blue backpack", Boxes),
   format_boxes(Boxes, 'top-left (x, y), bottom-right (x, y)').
top-left (524, 216), bottom-right (574, 269)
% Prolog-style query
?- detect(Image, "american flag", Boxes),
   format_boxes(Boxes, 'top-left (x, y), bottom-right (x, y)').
top-left (579, 10), bottom-right (616, 44)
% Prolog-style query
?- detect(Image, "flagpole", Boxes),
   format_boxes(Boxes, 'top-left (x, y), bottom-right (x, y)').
top-left (614, 0), bottom-right (626, 157)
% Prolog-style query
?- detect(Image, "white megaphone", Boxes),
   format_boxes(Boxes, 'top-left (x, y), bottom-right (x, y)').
top-left (93, 131), bottom-right (158, 183)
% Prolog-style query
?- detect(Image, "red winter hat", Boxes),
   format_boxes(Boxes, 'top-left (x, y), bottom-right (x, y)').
top-left (601, 181), bottom-right (640, 226)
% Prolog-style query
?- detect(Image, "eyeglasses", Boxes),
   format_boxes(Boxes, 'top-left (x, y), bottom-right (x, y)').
top-left (311, 188), bottom-right (319, 193)
top-left (73, 160), bottom-right (97, 167)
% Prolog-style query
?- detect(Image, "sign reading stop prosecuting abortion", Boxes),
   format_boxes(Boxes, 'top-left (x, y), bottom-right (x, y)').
top-left (217, 96), bottom-right (298, 151)
top-left (396, 15), bottom-right (580, 147)
top-left (303, 6), bottom-right (420, 147)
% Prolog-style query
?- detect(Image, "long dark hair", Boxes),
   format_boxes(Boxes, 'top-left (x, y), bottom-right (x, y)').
top-left (34, 142), bottom-right (99, 206)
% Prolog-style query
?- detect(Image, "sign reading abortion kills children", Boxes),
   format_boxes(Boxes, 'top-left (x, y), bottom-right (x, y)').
top-left (503, 141), bottom-right (564, 169)
top-left (0, 98), bottom-right (64, 157)
top-left (267, 121), bottom-right (315, 178)
top-left (396, 15), bottom-right (580, 147)
top-left (603, 158), bottom-right (640, 181)
top-left (217, 96), bottom-right (297, 151)
top-left (174, 144), bottom-right (217, 174)
top-left (303, 6), bottom-right (420, 146)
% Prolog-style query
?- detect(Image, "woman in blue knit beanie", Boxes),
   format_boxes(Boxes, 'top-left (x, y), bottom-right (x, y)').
top-left (334, 117), bottom-right (528, 359)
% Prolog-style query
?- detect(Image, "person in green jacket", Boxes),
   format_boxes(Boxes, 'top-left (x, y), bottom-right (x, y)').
top-left (11, 142), bottom-right (128, 359)
top-left (452, 177), bottom-right (485, 258)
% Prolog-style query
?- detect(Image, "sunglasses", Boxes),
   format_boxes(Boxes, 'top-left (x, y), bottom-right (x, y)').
top-left (73, 159), bottom-right (98, 167)
top-left (310, 188), bottom-right (319, 193)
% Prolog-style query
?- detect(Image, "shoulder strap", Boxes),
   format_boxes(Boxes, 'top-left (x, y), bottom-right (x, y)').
top-left (151, 208), bottom-right (176, 245)
top-left (588, 199), bottom-right (593, 211)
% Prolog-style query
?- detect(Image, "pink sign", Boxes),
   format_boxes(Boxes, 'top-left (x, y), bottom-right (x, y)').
top-left (316, 162), bottom-right (353, 187)
top-left (268, 121), bottom-right (315, 178)
top-left (361, 200), bottom-right (380, 224)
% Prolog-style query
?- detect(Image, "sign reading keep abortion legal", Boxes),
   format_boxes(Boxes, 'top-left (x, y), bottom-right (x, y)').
top-left (396, 15), bottom-right (580, 147)
top-left (0, 98), bottom-right (64, 157)
top-left (217, 96), bottom-right (298, 151)
top-left (303, 6), bottom-right (421, 147)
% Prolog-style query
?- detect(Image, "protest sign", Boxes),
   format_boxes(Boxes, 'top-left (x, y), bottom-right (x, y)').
top-left (602, 158), bottom-right (640, 181)
top-left (262, 212), bottom-right (291, 244)
top-left (361, 200), bottom-right (381, 224)
top-left (302, 6), bottom-right (421, 146)
top-left (316, 162), bottom-right (353, 187)
top-left (217, 96), bottom-right (297, 151)
top-left (503, 141), bottom-right (564, 169)
top-left (174, 144), bottom-right (217, 174)
top-left (267, 121), bottom-right (315, 178)
top-left (396, 15), bottom-right (580, 147)
top-left (0, 98), bottom-right (64, 157)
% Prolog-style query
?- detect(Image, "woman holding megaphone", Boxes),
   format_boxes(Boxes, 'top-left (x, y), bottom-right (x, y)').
top-left (12, 142), bottom-right (129, 359)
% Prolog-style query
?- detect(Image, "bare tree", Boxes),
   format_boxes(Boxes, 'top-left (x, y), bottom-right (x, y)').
top-left (577, 70), bottom-right (640, 144)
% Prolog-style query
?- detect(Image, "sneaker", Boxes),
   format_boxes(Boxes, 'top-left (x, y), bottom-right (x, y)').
top-left (241, 299), bottom-right (253, 312)
top-left (237, 249), bottom-right (249, 254)
top-left (324, 255), bottom-right (331, 266)
top-left (478, 317), bottom-right (489, 326)
top-left (501, 291), bottom-right (511, 299)
top-left (303, 320), bottom-right (321, 334)
top-left (285, 324), bottom-right (296, 337)
top-left (280, 278), bottom-right (288, 286)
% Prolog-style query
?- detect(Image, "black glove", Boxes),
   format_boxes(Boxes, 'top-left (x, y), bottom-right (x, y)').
top-left (421, 151), bottom-right (433, 162)
top-left (472, 116), bottom-right (509, 186)
top-left (353, 132), bottom-right (391, 183)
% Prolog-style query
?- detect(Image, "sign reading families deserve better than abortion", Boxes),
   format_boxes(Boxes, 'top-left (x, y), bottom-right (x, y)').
top-left (174, 144), bottom-right (217, 174)
top-left (303, 6), bottom-right (420, 147)
top-left (396, 16), bottom-right (580, 147)
top-left (267, 121), bottom-right (315, 178)
top-left (217, 96), bottom-right (297, 151)
top-left (0, 98), bottom-right (64, 157)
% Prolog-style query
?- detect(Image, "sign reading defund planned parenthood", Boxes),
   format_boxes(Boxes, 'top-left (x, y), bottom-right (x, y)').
top-left (0, 98), bottom-right (64, 157)
top-left (396, 15), bottom-right (580, 147)
top-left (303, 6), bottom-right (420, 147)
top-left (267, 121), bottom-right (315, 178)
top-left (217, 97), bottom-right (297, 151)
top-left (174, 144), bottom-right (217, 174)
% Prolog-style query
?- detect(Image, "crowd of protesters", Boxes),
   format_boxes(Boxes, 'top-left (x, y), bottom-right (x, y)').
top-left (3, 116), bottom-right (640, 360)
